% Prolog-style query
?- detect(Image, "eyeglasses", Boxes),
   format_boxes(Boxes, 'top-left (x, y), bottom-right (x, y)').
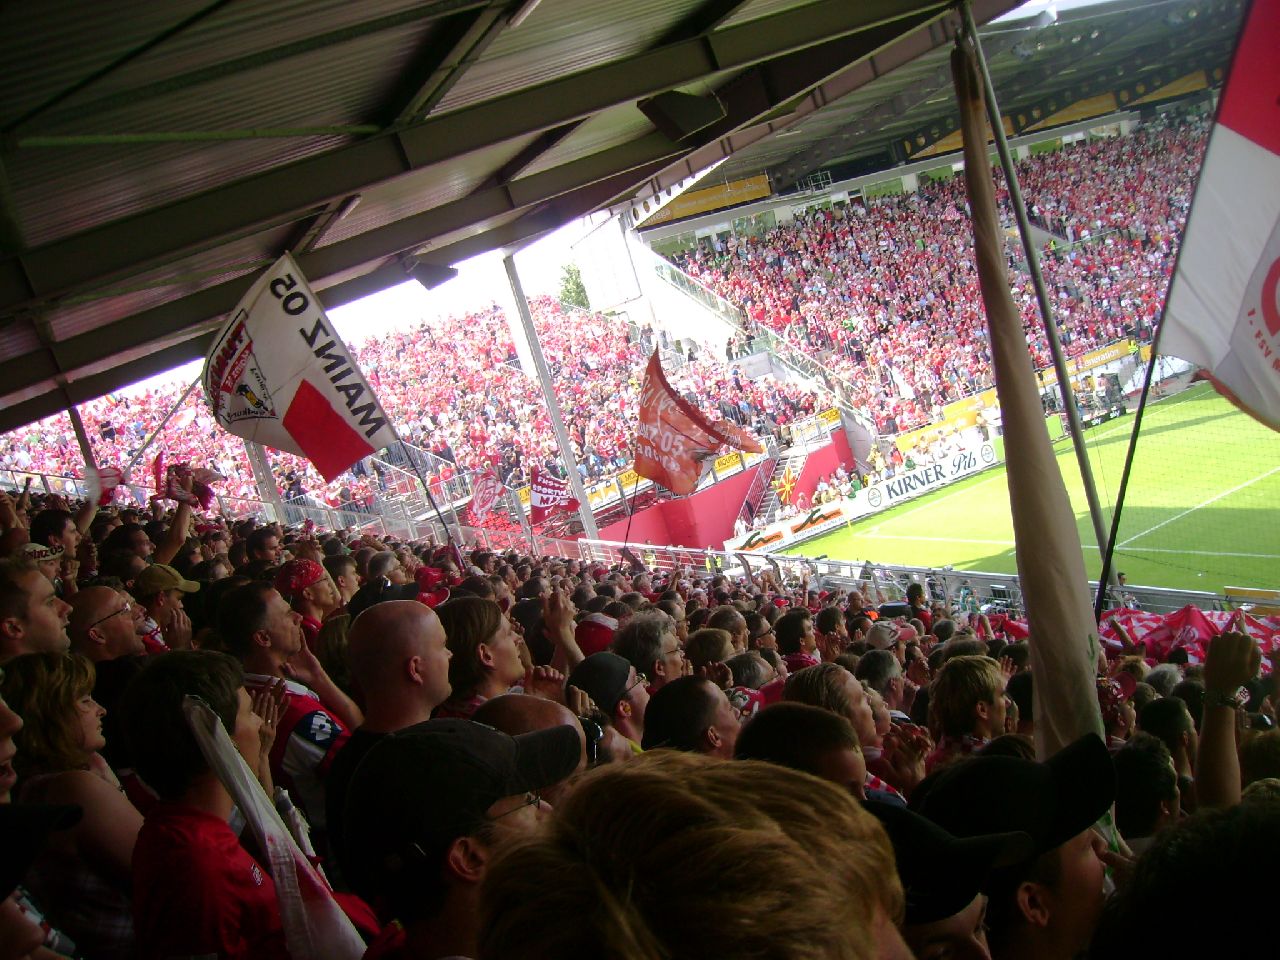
top-left (486, 791), bottom-right (541, 821)
top-left (661, 644), bottom-right (685, 658)
top-left (625, 672), bottom-right (648, 695)
top-left (87, 601), bottom-right (131, 631)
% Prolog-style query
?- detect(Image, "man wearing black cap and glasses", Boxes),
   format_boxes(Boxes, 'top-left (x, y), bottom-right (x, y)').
top-left (344, 718), bottom-right (580, 960)
top-left (910, 733), bottom-right (1117, 960)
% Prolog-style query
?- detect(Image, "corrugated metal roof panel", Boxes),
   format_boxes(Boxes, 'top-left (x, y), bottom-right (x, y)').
top-left (9, 135), bottom-right (348, 247)
top-left (434, 0), bottom-right (707, 113)
top-left (45, 224), bottom-right (296, 341)
top-left (516, 107), bottom-right (657, 178)
top-left (0, 0), bottom-right (460, 123)
top-left (318, 136), bottom-right (541, 247)
top-left (719, 0), bottom-right (829, 29)
top-left (28, 25), bottom-right (431, 136)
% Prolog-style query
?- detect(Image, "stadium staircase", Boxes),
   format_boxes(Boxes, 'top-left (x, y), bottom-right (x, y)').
top-left (757, 451), bottom-right (808, 524)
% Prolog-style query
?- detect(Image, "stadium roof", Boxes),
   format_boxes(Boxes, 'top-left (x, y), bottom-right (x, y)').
top-left (0, 0), bottom-right (1239, 435)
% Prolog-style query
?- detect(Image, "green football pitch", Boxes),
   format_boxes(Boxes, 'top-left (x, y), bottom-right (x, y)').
top-left (788, 383), bottom-right (1280, 592)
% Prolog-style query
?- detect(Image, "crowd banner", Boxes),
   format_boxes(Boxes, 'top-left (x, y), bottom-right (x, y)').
top-left (203, 252), bottom-right (398, 482)
top-left (724, 441), bottom-right (997, 553)
top-left (528, 464), bottom-right (579, 525)
top-left (954, 30), bottom-right (1103, 759)
top-left (1159, 0), bottom-right (1280, 430)
top-left (633, 349), bottom-right (763, 495)
top-left (464, 469), bottom-right (504, 524)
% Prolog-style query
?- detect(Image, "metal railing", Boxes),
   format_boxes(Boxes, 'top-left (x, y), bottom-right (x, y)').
top-left (476, 533), bottom-right (1238, 619)
top-left (645, 245), bottom-right (750, 330)
top-left (0, 467), bottom-right (386, 537)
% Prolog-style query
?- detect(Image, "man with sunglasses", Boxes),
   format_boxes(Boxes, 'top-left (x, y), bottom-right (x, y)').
top-left (345, 719), bottom-right (580, 960)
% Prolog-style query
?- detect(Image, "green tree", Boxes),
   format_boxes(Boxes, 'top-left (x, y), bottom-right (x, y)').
top-left (559, 263), bottom-right (590, 310)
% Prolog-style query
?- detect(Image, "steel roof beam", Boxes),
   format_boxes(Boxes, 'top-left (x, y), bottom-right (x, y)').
top-left (0, 133), bottom-right (682, 397)
top-left (0, 0), bottom-right (946, 316)
top-left (380, 2), bottom-right (511, 126)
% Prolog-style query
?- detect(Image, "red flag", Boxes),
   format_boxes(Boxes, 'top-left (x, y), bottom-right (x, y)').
top-left (1160, 0), bottom-right (1280, 429)
top-left (633, 350), bottom-right (762, 495)
top-left (528, 464), bottom-right (579, 525)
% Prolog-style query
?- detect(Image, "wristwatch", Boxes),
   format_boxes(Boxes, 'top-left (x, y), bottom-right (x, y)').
top-left (1203, 688), bottom-right (1241, 710)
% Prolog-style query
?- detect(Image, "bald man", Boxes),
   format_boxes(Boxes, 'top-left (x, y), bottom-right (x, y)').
top-left (326, 600), bottom-right (452, 881)
top-left (69, 586), bottom-right (144, 663)
top-left (473, 694), bottom-right (587, 803)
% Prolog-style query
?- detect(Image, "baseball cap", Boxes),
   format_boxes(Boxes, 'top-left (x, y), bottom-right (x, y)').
top-left (347, 579), bottom-right (421, 620)
top-left (867, 621), bottom-right (899, 650)
top-left (343, 719), bottom-right (580, 896)
top-left (274, 559), bottom-right (326, 599)
top-left (135, 563), bottom-right (200, 596)
top-left (867, 801), bottom-right (1034, 925)
top-left (567, 652), bottom-right (634, 715)
top-left (910, 733), bottom-right (1115, 861)
top-left (1, 804), bottom-right (82, 899)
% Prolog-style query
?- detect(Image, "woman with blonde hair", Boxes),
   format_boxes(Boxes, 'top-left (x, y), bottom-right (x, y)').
top-left (1, 651), bottom-right (144, 959)
top-left (479, 751), bottom-right (909, 960)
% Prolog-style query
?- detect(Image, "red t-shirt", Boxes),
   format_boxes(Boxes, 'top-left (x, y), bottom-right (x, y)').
top-left (132, 802), bottom-right (289, 960)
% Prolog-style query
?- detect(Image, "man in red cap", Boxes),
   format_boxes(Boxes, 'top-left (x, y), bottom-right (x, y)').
top-left (274, 559), bottom-right (343, 651)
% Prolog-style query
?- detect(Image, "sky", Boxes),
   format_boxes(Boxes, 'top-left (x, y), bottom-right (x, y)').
top-left (122, 213), bottom-right (597, 397)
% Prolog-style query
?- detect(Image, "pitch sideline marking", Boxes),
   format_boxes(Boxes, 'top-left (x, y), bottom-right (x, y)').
top-left (846, 531), bottom-right (1280, 560)
top-left (1116, 465), bottom-right (1280, 548)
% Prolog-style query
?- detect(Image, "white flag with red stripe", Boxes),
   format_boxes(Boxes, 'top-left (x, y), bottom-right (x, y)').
top-left (203, 253), bottom-right (399, 482)
top-left (1161, 0), bottom-right (1280, 430)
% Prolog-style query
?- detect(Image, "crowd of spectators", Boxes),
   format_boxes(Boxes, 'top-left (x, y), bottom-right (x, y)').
top-left (1, 481), bottom-right (1275, 958)
top-left (677, 119), bottom-right (1207, 433)
top-left (0, 297), bottom-right (818, 512)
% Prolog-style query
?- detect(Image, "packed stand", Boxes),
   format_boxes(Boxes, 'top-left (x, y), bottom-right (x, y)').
top-left (677, 119), bottom-right (1207, 433)
top-left (1, 479), bottom-right (1275, 959)
top-left (0, 296), bottom-right (819, 510)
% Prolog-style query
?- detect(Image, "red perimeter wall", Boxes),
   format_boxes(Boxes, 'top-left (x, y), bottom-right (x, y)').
top-left (597, 462), bottom-right (769, 549)
top-left (788, 432), bottom-right (856, 507)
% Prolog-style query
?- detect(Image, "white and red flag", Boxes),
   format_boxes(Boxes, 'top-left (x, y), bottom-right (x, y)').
top-left (633, 350), bottom-right (762, 495)
top-left (203, 253), bottom-right (399, 482)
top-left (528, 464), bottom-right (578, 524)
top-left (1160, 0), bottom-right (1280, 429)
top-left (465, 469), bottom-right (505, 524)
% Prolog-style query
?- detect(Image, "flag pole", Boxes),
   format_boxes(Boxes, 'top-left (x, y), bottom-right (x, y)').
top-left (1093, 343), bottom-right (1164, 620)
top-left (960, 1), bottom-right (1115, 586)
top-left (394, 437), bottom-right (464, 545)
top-left (952, 21), bottom-right (1104, 759)
top-left (122, 374), bottom-right (202, 479)
top-left (502, 254), bottom-right (600, 540)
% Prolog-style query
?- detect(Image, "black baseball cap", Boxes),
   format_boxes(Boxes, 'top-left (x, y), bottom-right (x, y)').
top-left (347, 579), bottom-right (421, 620)
top-left (0, 803), bottom-right (82, 898)
top-left (867, 801), bottom-right (1033, 925)
top-left (910, 733), bottom-right (1115, 861)
top-left (343, 719), bottom-right (580, 896)
top-left (568, 652), bottom-right (634, 715)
